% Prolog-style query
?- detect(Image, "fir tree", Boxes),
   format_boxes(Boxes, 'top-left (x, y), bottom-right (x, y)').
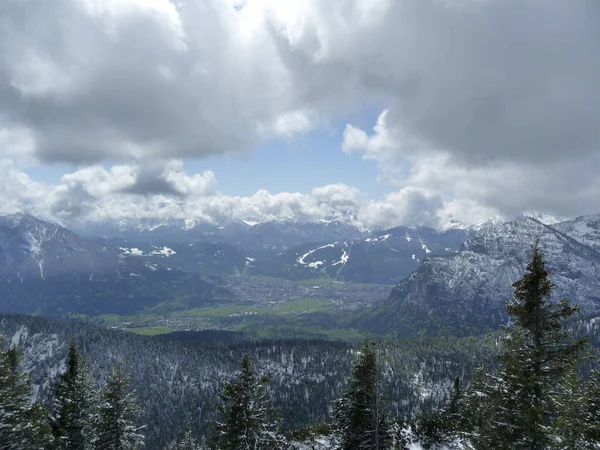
top-left (51, 340), bottom-right (100, 449)
top-left (166, 422), bottom-right (204, 450)
top-left (465, 241), bottom-right (587, 449)
top-left (334, 338), bottom-right (391, 450)
top-left (0, 339), bottom-right (52, 449)
top-left (213, 353), bottom-right (282, 450)
top-left (553, 368), bottom-right (590, 449)
top-left (582, 367), bottom-right (600, 446)
top-left (96, 364), bottom-right (145, 450)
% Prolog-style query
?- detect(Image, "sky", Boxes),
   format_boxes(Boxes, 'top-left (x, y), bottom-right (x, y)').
top-left (1, 0), bottom-right (599, 229)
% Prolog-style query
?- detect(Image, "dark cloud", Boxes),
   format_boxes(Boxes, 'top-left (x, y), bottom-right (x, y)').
top-left (121, 164), bottom-right (182, 197)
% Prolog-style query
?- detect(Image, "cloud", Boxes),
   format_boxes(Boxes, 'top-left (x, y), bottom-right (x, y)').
top-left (0, 0), bottom-right (305, 163)
top-left (1, 0), bottom-right (599, 225)
top-left (276, 0), bottom-right (600, 166)
top-left (0, 159), bottom-right (48, 216)
top-left (0, 160), bottom-right (450, 229)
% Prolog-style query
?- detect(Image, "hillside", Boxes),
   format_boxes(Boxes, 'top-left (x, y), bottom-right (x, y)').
top-left (0, 313), bottom-right (495, 448)
top-left (357, 217), bottom-right (600, 337)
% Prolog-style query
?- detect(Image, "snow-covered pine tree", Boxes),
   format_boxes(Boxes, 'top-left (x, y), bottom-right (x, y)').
top-left (0, 338), bottom-right (52, 449)
top-left (213, 353), bottom-right (283, 450)
top-left (96, 364), bottom-right (145, 450)
top-left (334, 338), bottom-right (391, 450)
top-left (51, 340), bottom-right (100, 449)
top-left (465, 241), bottom-right (587, 449)
top-left (166, 422), bottom-right (204, 450)
top-left (553, 368), bottom-right (590, 449)
top-left (582, 367), bottom-right (600, 446)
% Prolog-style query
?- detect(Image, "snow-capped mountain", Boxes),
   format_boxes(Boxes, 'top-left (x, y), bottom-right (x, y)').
top-left (81, 217), bottom-right (368, 251)
top-left (553, 214), bottom-right (600, 251)
top-left (0, 213), bottom-right (232, 316)
top-left (0, 213), bottom-right (119, 280)
top-left (359, 216), bottom-right (600, 337)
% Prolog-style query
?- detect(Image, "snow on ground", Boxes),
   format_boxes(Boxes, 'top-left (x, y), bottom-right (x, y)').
top-left (419, 239), bottom-right (432, 254)
top-left (120, 247), bottom-right (144, 256)
top-left (297, 244), bottom-right (335, 265)
top-left (308, 261), bottom-right (324, 268)
top-left (149, 246), bottom-right (176, 257)
top-left (332, 248), bottom-right (349, 266)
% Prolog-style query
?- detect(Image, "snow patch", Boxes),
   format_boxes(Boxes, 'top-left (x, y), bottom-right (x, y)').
top-left (120, 247), bottom-right (144, 256)
top-left (149, 246), bottom-right (176, 257)
top-left (297, 244), bottom-right (335, 265)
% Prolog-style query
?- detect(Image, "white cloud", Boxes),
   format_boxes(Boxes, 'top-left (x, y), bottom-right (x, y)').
top-left (1, 0), bottom-right (599, 225)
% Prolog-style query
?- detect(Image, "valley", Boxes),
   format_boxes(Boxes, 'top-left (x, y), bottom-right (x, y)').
top-left (4, 212), bottom-right (600, 447)
top-left (5, 212), bottom-right (600, 341)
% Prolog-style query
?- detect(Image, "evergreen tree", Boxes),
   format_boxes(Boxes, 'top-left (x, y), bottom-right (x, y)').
top-left (167, 422), bottom-right (204, 450)
top-left (51, 340), bottom-right (100, 449)
top-left (0, 339), bottom-right (52, 449)
top-left (465, 241), bottom-right (587, 449)
top-left (413, 377), bottom-right (463, 449)
top-left (582, 367), bottom-right (600, 446)
top-left (213, 353), bottom-right (282, 450)
top-left (334, 338), bottom-right (391, 450)
top-left (96, 364), bottom-right (145, 450)
top-left (553, 368), bottom-right (590, 449)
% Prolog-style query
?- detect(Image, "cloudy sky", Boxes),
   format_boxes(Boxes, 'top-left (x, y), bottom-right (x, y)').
top-left (1, 0), bottom-right (599, 229)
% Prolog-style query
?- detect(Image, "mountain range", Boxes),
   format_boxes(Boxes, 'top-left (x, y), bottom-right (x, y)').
top-left (3, 211), bottom-right (600, 338)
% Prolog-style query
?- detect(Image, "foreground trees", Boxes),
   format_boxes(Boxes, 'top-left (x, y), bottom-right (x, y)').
top-left (51, 340), bottom-right (99, 449)
top-left (0, 339), bottom-right (144, 450)
top-left (96, 365), bottom-right (145, 450)
top-left (335, 338), bottom-right (391, 450)
top-left (0, 340), bottom-right (52, 449)
top-left (462, 241), bottom-right (591, 449)
top-left (213, 353), bottom-right (282, 450)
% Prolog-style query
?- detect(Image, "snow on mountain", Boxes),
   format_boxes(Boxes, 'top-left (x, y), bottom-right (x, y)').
top-left (359, 216), bottom-right (600, 336)
top-left (251, 226), bottom-right (468, 284)
top-left (0, 213), bottom-right (119, 280)
top-left (519, 211), bottom-right (567, 225)
top-left (553, 214), bottom-right (600, 251)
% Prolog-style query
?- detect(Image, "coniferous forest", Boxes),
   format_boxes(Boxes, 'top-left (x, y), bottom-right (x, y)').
top-left (3, 243), bottom-right (600, 448)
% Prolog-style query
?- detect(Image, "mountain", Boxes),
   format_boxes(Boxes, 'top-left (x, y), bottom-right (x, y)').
top-left (553, 214), bottom-right (600, 251)
top-left (0, 213), bottom-right (232, 316)
top-left (81, 217), bottom-right (368, 251)
top-left (107, 240), bottom-right (249, 276)
top-left (0, 213), bottom-right (118, 280)
top-left (357, 216), bottom-right (600, 337)
top-left (248, 226), bottom-right (468, 284)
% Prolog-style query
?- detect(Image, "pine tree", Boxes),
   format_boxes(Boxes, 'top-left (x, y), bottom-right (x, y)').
top-left (96, 364), bottom-right (145, 450)
top-left (553, 368), bottom-right (590, 449)
top-left (413, 378), bottom-right (462, 449)
top-left (465, 241), bottom-right (587, 449)
top-left (0, 339), bottom-right (52, 449)
top-left (166, 422), bottom-right (204, 450)
top-left (213, 353), bottom-right (282, 450)
top-left (334, 338), bottom-right (391, 450)
top-left (51, 340), bottom-right (100, 449)
top-left (582, 367), bottom-right (600, 446)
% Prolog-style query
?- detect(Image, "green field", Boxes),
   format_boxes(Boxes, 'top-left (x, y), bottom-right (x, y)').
top-left (180, 297), bottom-right (332, 319)
top-left (125, 326), bottom-right (173, 336)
